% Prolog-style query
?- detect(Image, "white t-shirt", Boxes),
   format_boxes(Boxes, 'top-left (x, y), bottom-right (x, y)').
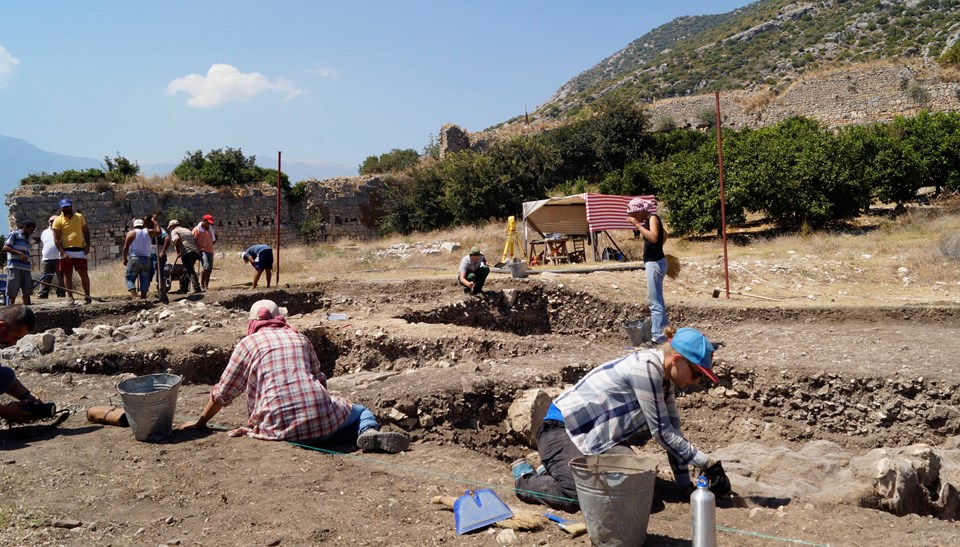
top-left (459, 254), bottom-right (487, 274)
top-left (40, 228), bottom-right (60, 260)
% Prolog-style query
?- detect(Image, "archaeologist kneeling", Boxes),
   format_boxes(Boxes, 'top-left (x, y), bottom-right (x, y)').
top-left (183, 300), bottom-right (410, 453)
top-left (513, 326), bottom-right (720, 512)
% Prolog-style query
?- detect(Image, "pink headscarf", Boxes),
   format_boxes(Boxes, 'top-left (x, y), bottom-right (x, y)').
top-left (627, 197), bottom-right (655, 214)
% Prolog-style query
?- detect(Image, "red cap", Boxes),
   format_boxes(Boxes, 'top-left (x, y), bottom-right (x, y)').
top-left (203, 214), bottom-right (215, 222)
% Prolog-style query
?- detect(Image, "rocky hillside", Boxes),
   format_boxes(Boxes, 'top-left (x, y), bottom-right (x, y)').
top-left (523, 0), bottom-right (960, 123)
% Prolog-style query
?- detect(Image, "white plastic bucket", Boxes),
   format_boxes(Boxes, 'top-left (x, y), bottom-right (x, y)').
top-left (116, 373), bottom-right (182, 442)
top-left (570, 454), bottom-right (657, 547)
top-left (623, 318), bottom-right (652, 347)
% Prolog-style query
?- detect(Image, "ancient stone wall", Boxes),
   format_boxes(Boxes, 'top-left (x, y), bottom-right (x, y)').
top-left (439, 124), bottom-right (470, 159)
top-left (6, 177), bottom-right (385, 265)
top-left (647, 62), bottom-right (960, 131)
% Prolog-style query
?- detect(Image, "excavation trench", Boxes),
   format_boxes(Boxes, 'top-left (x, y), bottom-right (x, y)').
top-left (24, 285), bottom-right (960, 521)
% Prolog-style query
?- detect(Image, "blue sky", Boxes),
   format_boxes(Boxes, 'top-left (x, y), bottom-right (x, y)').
top-left (0, 1), bottom-right (753, 176)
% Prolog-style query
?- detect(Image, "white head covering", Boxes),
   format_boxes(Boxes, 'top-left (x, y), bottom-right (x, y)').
top-left (248, 299), bottom-right (288, 320)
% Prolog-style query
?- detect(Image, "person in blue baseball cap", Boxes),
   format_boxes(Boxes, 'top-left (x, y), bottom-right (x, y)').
top-left (512, 325), bottom-right (723, 512)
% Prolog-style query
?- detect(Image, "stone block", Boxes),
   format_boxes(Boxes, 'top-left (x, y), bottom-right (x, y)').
top-left (505, 388), bottom-right (554, 448)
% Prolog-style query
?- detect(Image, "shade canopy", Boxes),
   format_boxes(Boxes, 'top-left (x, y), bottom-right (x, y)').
top-left (521, 193), bottom-right (656, 237)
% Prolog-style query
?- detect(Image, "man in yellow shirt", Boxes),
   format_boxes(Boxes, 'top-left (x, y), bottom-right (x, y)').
top-left (51, 198), bottom-right (92, 305)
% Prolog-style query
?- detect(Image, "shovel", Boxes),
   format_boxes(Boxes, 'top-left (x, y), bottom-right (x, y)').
top-left (33, 279), bottom-right (107, 302)
top-left (451, 489), bottom-right (514, 535)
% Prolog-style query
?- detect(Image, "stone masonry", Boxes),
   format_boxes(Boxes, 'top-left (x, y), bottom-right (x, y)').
top-left (647, 62), bottom-right (960, 130)
top-left (5, 177), bottom-right (385, 266)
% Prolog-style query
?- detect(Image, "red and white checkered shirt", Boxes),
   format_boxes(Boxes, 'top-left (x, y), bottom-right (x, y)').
top-left (210, 325), bottom-right (353, 441)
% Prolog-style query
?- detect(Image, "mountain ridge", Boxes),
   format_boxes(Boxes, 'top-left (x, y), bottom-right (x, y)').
top-left (523, 0), bottom-right (960, 124)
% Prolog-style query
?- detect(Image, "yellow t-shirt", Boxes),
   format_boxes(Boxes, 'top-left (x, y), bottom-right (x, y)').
top-left (52, 213), bottom-right (87, 248)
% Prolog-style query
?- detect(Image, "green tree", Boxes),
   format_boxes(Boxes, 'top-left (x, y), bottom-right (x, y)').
top-left (891, 110), bottom-right (960, 193)
top-left (358, 148), bottom-right (420, 175)
top-left (103, 152), bottom-right (140, 182)
top-left (651, 137), bottom-right (746, 236)
top-left (172, 148), bottom-right (288, 189)
top-left (726, 117), bottom-right (848, 226)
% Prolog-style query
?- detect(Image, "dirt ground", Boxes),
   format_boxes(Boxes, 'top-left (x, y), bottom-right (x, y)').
top-left (2, 258), bottom-right (960, 546)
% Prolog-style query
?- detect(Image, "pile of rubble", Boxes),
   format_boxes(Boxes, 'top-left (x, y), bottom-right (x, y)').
top-left (372, 241), bottom-right (461, 260)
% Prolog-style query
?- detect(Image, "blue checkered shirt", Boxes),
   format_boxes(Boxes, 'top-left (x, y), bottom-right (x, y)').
top-left (554, 349), bottom-right (710, 487)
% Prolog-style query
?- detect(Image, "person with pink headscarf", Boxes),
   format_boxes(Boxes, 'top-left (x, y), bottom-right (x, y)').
top-left (626, 197), bottom-right (669, 344)
top-left (183, 300), bottom-right (410, 454)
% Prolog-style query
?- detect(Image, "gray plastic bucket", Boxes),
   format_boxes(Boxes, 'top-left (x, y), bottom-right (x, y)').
top-left (116, 373), bottom-right (182, 442)
top-left (507, 260), bottom-right (528, 278)
top-left (570, 454), bottom-right (657, 547)
top-left (623, 318), bottom-right (652, 347)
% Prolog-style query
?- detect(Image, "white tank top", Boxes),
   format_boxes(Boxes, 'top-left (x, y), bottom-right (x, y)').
top-left (130, 228), bottom-right (152, 257)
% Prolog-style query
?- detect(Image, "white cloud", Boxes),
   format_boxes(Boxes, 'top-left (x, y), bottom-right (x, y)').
top-left (0, 45), bottom-right (20, 85)
top-left (166, 63), bottom-right (302, 108)
top-left (308, 67), bottom-right (338, 79)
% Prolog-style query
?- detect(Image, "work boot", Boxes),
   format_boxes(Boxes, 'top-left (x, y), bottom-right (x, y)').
top-left (511, 459), bottom-right (536, 479)
top-left (357, 429), bottom-right (410, 454)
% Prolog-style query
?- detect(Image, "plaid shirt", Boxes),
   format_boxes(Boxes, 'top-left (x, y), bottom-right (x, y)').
top-left (211, 325), bottom-right (352, 441)
top-left (554, 349), bottom-right (709, 486)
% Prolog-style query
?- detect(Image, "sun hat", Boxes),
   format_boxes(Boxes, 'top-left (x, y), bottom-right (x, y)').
top-left (627, 197), bottom-right (655, 214)
top-left (167, 219), bottom-right (180, 228)
top-left (469, 246), bottom-right (482, 256)
top-left (203, 214), bottom-right (215, 222)
top-left (670, 327), bottom-right (719, 383)
top-left (248, 299), bottom-right (288, 320)
top-left (59, 198), bottom-right (72, 208)
top-left (133, 218), bottom-right (145, 228)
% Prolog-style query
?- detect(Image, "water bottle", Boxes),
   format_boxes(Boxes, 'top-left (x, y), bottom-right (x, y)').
top-left (691, 474), bottom-right (716, 547)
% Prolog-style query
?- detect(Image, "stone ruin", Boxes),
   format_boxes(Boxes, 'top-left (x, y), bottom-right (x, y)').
top-left (4, 176), bottom-right (387, 262)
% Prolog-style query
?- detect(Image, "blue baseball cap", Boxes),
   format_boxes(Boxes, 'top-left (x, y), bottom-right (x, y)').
top-left (670, 327), bottom-right (719, 383)
top-left (59, 198), bottom-right (72, 208)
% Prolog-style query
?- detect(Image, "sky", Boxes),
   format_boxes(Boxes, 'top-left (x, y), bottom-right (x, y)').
top-left (0, 0), bottom-right (754, 176)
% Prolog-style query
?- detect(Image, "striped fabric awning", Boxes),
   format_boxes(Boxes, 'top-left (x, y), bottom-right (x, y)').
top-left (522, 193), bottom-right (657, 236)
top-left (584, 193), bottom-right (656, 232)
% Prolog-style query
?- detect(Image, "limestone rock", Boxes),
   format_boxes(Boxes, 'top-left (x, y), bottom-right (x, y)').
top-left (506, 389), bottom-right (553, 448)
top-left (18, 333), bottom-right (55, 354)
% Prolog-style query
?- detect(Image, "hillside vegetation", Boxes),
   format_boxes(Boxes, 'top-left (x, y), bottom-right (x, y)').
top-left (526, 0), bottom-right (960, 122)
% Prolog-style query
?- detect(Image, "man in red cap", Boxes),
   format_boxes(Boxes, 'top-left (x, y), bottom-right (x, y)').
top-left (192, 214), bottom-right (217, 291)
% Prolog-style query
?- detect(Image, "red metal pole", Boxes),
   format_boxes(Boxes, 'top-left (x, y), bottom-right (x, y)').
top-left (276, 151), bottom-right (282, 285)
top-left (715, 92), bottom-right (730, 298)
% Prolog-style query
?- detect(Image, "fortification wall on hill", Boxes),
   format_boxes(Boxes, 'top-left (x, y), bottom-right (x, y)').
top-left (5, 177), bottom-right (384, 264)
top-left (647, 62), bottom-right (960, 130)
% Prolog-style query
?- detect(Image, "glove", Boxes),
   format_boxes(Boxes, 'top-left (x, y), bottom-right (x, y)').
top-left (703, 460), bottom-right (732, 497)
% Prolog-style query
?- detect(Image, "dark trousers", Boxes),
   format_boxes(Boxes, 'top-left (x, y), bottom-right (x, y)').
top-left (458, 266), bottom-right (489, 294)
top-left (179, 252), bottom-right (202, 292)
top-left (38, 259), bottom-right (65, 297)
top-left (515, 420), bottom-right (636, 513)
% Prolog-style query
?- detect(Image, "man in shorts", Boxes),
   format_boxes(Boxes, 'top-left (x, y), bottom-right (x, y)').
top-left (3, 220), bottom-right (37, 305)
top-left (193, 214), bottom-right (216, 291)
top-left (51, 198), bottom-right (92, 305)
top-left (241, 244), bottom-right (273, 289)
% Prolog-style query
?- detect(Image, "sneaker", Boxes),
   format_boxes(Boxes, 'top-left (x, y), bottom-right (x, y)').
top-left (511, 459), bottom-right (536, 480)
top-left (357, 429), bottom-right (410, 454)
top-left (84, 297), bottom-right (93, 304)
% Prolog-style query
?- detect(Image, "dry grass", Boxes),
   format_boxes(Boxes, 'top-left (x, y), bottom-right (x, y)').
top-left (938, 64), bottom-right (960, 83)
top-left (740, 89), bottom-right (776, 113)
top-left (76, 205), bottom-right (960, 306)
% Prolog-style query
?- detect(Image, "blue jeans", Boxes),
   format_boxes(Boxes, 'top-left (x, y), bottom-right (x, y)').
top-left (646, 258), bottom-right (668, 343)
top-left (328, 404), bottom-right (380, 440)
top-left (125, 256), bottom-right (151, 292)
